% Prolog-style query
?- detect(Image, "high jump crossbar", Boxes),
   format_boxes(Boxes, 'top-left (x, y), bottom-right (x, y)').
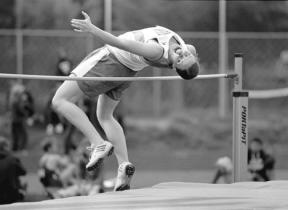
top-left (0, 73), bottom-right (237, 81)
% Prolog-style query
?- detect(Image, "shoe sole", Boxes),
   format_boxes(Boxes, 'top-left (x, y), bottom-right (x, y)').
top-left (86, 146), bottom-right (114, 171)
top-left (115, 164), bottom-right (135, 191)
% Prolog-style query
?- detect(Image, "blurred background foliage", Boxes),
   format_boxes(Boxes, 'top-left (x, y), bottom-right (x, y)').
top-left (1, 0), bottom-right (288, 32)
top-left (1, 0), bottom-right (288, 116)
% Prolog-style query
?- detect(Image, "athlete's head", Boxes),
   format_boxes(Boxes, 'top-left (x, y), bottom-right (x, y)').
top-left (169, 44), bottom-right (200, 80)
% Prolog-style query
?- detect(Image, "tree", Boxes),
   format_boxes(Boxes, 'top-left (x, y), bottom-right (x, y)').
top-left (227, 1), bottom-right (288, 32)
top-left (0, 0), bottom-right (16, 28)
top-left (112, 0), bottom-right (218, 31)
top-left (20, 0), bottom-right (103, 29)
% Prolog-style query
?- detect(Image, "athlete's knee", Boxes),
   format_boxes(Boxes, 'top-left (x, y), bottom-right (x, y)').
top-left (51, 95), bottom-right (65, 112)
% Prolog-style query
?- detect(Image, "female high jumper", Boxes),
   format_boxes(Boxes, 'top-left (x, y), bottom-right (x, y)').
top-left (52, 11), bottom-right (200, 191)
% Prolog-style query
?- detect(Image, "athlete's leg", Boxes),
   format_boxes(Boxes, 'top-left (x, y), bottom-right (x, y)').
top-left (97, 95), bottom-right (135, 191)
top-left (52, 80), bottom-right (104, 146)
top-left (97, 94), bottom-right (129, 165)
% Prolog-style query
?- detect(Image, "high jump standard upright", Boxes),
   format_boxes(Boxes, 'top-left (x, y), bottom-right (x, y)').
top-left (232, 53), bottom-right (249, 182)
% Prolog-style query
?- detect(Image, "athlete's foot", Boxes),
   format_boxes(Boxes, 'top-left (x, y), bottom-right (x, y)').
top-left (114, 162), bottom-right (135, 191)
top-left (86, 141), bottom-right (114, 171)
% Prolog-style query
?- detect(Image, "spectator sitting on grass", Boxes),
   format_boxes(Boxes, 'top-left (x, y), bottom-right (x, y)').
top-left (38, 137), bottom-right (77, 188)
top-left (212, 156), bottom-right (233, 184)
top-left (0, 136), bottom-right (27, 204)
top-left (52, 139), bottom-right (105, 198)
top-left (248, 137), bottom-right (275, 181)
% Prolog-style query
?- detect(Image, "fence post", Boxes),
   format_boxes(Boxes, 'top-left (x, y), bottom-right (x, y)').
top-left (219, 0), bottom-right (228, 118)
top-left (104, 0), bottom-right (112, 32)
top-left (16, 0), bottom-right (24, 75)
top-left (232, 53), bottom-right (249, 182)
top-left (173, 80), bottom-right (183, 111)
top-left (153, 68), bottom-right (161, 116)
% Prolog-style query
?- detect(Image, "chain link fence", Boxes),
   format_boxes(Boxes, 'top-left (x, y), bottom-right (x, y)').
top-left (1, 32), bottom-right (288, 117)
top-left (0, 32), bottom-right (220, 117)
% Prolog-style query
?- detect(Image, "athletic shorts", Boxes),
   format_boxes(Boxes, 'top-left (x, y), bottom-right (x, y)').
top-left (71, 47), bottom-right (137, 101)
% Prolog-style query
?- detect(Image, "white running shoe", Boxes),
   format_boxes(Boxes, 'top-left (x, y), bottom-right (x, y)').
top-left (114, 162), bottom-right (135, 191)
top-left (86, 141), bottom-right (114, 171)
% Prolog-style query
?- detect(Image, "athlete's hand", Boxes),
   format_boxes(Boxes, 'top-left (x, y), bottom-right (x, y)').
top-left (71, 11), bottom-right (94, 33)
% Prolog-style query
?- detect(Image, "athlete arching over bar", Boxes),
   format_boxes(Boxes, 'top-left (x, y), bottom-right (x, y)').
top-left (52, 11), bottom-right (200, 191)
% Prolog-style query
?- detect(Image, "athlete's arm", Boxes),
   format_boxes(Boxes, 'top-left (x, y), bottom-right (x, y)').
top-left (71, 11), bottom-right (163, 60)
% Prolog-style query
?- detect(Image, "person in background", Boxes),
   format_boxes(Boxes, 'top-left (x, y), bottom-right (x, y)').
top-left (38, 137), bottom-right (77, 189)
top-left (8, 82), bottom-right (34, 152)
top-left (248, 137), bottom-right (275, 181)
top-left (76, 139), bottom-right (104, 193)
top-left (212, 156), bottom-right (233, 184)
top-left (0, 136), bottom-right (27, 204)
top-left (52, 141), bottom-right (104, 198)
top-left (56, 48), bottom-right (73, 78)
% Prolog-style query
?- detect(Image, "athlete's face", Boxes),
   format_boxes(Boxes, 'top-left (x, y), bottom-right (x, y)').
top-left (168, 44), bottom-right (197, 70)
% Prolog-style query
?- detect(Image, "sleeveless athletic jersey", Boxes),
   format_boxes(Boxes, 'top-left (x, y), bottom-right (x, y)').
top-left (107, 26), bottom-right (187, 71)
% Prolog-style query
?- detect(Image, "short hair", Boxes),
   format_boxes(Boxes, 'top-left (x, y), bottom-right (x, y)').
top-left (251, 137), bottom-right (263, 145)
top-left (176, 61), bottom-right (200, 80)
